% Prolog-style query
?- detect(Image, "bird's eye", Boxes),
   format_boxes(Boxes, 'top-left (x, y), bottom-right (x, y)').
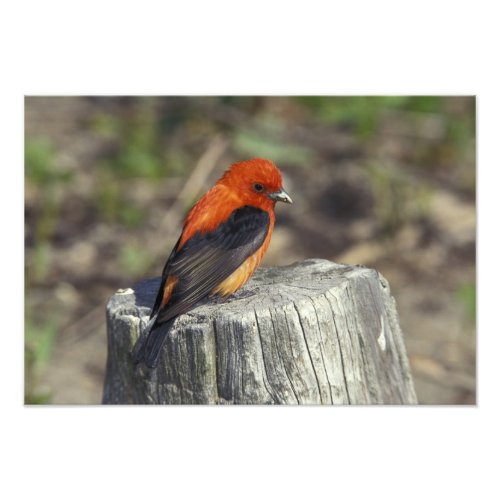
top-left (253, 183), bottom-right (264, 192)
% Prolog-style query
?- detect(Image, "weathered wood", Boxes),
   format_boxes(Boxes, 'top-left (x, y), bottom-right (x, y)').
top-left (102, 259), bottom-right (417, 404)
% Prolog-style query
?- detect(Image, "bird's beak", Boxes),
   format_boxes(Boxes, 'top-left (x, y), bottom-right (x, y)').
top-left (268, 188), bottom-right (293, 204)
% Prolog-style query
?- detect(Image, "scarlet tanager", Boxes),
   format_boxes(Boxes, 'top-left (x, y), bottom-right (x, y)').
top-left (133, 158), bottom-right (292, 368)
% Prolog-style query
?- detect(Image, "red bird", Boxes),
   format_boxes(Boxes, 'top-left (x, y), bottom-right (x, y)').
top-left (133, 158), bottom-right (292, 368)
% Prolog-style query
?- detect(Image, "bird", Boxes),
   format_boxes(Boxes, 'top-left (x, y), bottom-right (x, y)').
top-left (132, 158), bottom-right (293, 368)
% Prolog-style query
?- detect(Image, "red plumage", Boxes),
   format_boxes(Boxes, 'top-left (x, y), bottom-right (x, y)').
top-left (133, 158), bottom-right (292, 368)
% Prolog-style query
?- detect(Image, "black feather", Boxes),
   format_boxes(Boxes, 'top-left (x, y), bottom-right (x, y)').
top-left (132, 319), bottom-right (174, 368)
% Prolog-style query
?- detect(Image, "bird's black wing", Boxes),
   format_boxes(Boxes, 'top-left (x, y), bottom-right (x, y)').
top-left (154, 205), bottom-right (270, 324)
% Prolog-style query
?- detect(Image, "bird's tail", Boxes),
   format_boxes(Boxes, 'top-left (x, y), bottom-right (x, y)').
top-left (132, 319), bottom-right (174, 369)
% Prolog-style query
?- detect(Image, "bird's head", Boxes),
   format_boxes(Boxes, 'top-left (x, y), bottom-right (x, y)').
top-left (218, 158), bottom-right (293, 208)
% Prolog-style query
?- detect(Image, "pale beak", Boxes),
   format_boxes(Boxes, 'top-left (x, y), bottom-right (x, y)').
top-left (268, 188), bottom-right (293, 204)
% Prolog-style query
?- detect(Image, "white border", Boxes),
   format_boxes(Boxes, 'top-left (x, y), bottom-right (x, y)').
top-left (3, 1), bottom-right (498, 498)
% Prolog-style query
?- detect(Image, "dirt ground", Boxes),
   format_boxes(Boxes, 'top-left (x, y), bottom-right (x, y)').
top-left (25, 96), bottom-right (476, 405)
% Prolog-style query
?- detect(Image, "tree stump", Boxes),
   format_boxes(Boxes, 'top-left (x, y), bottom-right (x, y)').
top-left (102, 259), bottom-right (417, 404)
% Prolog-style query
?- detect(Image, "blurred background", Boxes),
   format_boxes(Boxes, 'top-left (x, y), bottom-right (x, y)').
top-left (24, 96), bottom-right (476, 404)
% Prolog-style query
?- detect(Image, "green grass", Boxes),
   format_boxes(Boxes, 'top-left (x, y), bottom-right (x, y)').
top-left (25, 139), bottom-right (72, 186)
top-left (234, 128), bottom-right (313, 166)
top-left (296, 96), bottom-right (476, 177)
top-left (94, 173), bottom-right (147, 227)
top-left (28, 242), bottom-right (52, 284)
top-left (297, 96), bottom-right (410, 137)
top-left (90, 100), bottom-right (168, 179)
top-left (24, 315), bottom-right (58, 404)
top-left (456, 282), bottom-right (476, 322)
top-left (25, 138), bottom-right (73, 245)
top-left (119, 242), bottom-right (153, 278)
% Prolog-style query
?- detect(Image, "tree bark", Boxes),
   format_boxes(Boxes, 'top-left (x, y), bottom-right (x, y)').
top-left (102, 259), bottom-right (417, 404)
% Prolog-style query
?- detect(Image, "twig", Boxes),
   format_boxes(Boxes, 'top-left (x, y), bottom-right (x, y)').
top-left (162, 135), bottom-right (229, 231)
